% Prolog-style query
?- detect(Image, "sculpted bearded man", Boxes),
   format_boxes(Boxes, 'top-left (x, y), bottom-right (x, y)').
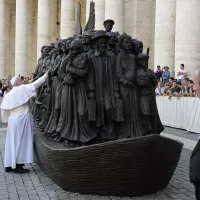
top-left (1, 72), bottom-right (48, 173)
top-left (89, 30), bottom-right (120, 141)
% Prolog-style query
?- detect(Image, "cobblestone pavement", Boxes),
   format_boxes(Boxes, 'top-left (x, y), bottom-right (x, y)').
top-left (0, 129), bottom-right (196, 200)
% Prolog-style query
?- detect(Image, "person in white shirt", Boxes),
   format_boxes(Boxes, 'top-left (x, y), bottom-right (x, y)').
top-left (0, 72), bottom-right (48, 173)
top-left (177, 64), bottom-right (187, 84)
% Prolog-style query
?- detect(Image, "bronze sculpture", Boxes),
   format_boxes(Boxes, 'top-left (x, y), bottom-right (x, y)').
top-left (54, 40), bottom-right (97, 146)
top-left (103, 19), bottom-right (115, 33)
top-left (31, 19), bottom-right (184, 199)
top-left (136, 53), bottom-right (164, 134)
top-left (45, 38), bottom-right (73, 139)
top-left (81, 31), bottom-right (95, 57)
top-left (32, 20), bottom-right (164, 145)
top-left (116, 34), bottom-right (145, 138)
top-left (89, 30), bottom-right (119, 141)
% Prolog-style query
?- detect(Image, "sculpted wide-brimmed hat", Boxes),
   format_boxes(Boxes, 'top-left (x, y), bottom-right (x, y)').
top-left (136, 53), bottom-right (149, 60)
top-left (83, 31), bottom-right (93, 37)
top-left (103, 19), bottom-right (115, 26)
top-left (92, 30), bottom-right (110, 42)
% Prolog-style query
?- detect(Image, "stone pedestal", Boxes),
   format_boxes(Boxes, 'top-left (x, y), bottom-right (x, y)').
top-left (154, 0), bottom-right (176, 74)
top-left (37, 0), bottom-right (51, 60)
top-left (105, 0), bottom-right (124, 34)
top-left (15, 0), bottom-right (28, 77)
top-left (95, 0), bottom-right (105, 30)
top-left (60, 0), bottom-right (75, 38)
top-left (175, 0), bottom-right (200, 78)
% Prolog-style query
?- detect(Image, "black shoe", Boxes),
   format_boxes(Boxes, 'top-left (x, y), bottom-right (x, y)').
top-left (13, 168), bottom-right (30, 174)
top-left (5, 167), bottom-right (13, 172)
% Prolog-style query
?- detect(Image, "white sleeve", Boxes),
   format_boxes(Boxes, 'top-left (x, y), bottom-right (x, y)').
top-left (1, 109), bottom-right (10, 123)
top-left (31, 73), bottom-right (47, 89)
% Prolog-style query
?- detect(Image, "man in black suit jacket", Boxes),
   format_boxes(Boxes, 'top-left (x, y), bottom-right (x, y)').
top-left (190, 66), bottom-right (200, 200)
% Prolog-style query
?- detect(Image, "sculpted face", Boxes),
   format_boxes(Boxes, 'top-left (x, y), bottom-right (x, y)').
top-left (56, 40), bottom-right (62, 49)
top-left (122, 38), bottom-right (132, 51)
top-left (97, 38), bottom-right (107, 53)
top-left (43, 47), bottom-right (50, 57)
top-left (105, 22), bottom-right (113, 32)
top-left (70, 46), bottom-right (81, 58)
top-left (82, 35), bottom-right (92, 44)
top-left (193, 71), bottom-right (200, 95)
top-left (107, 32), bottom-right (118, 45)
top-left (66, 39), bottom-right (72, 52)
top-left (138, 58), bottom-right (148, 68)
top-left (61, 41), bottom-right (66, 52)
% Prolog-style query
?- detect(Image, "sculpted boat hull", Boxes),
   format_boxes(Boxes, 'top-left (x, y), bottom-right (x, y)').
top-left (34, 129), bottom-right (183, 197)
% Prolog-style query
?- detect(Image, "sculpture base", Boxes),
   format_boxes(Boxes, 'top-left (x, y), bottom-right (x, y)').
top-left (34, 126), bottom-right (183, 197)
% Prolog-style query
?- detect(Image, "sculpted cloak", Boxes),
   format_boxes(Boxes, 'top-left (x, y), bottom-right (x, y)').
top-left (89, 50), bottom-right (119, 140)
top-left (116, 50), bottom-right (145, 138)
top-left (1, 74), bottom-right (47, 169)
top-left (56, 53), bottom-right (97, 143)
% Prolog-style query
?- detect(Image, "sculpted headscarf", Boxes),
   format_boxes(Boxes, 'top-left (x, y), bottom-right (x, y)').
top-left (70, 39), bottom-right (83, 50)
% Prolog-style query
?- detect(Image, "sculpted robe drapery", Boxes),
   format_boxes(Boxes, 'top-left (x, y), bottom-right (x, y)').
top-left (56, 53), bottom-right (97, 143)
top-left (136, 68), bottom-right (164, 135)
top-left (89, 50), bottom-right (119, 140)
top-left (116, 50), bottom-right (145, 138)
top-left (1, 74), bottom-right (47, 169)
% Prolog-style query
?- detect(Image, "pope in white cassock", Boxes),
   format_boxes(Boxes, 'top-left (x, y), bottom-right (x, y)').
top-left (0, 72), bottom-right (47, 173)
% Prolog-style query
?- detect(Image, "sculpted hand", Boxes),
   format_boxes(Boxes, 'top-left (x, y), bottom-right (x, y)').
top-left (115, 91), bottom-right (120, 100)
top-left (88, 91), bottom-right (95, 100)
top-left (57, 71), bottom-right (65, 81)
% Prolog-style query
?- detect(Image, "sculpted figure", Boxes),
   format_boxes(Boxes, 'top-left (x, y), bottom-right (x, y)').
top-left (116, 34), bottom-right (145, 138)
top-left (106, 32), bottom-right (120, 55)
top-left (131, 39), bottom-right (143, 56)
top-left (103, 19), bottom-right (115, 33)
top-left (45, 38), bottom-right (74, 138)
top-left (89, 30), bottom-right (120, 142)
top-left (81, 31), bottom-right (95, 57)
top-left (136, 53), bottom-right (164, 135)
top-left (33, 45), bottom-right (47, 80)
top-left (38, 42), bottom-right (63, 130)
top-left (54, 40), bottom-right (97, 146)
top-left (32, 46), bottom-right (54, 122)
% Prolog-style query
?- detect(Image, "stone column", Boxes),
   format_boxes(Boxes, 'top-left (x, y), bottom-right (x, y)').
top-left (105, 0), bottom-right (124, 33)
top-left (0, 0), bottom-right (6, 78)
top-left (5, 4), bottom-right (11, 77)
top-left (95, 0), bottom-right (105, 30)
top-left (51, 0), bottom-right (58, 42)
top-left (37, 0), bottom-right (51, 60)
top-left (10, 14), bottom-right (16, 77)
top-left (15, 0), bottom-right (28, 77)
top-left (28, 0), bottom-right (33, 76)
top-left (60, 0), bottom-right (75, 38)
top-left (154, 0), bottom-right (176, 74)
top-left (175, 0), bottom-right (200, 79)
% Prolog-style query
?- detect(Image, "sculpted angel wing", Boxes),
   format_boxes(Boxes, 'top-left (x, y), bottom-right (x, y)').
top-left (84, 1), bottom-right (95, 31)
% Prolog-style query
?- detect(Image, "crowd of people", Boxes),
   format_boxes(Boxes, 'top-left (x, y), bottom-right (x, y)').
top-left (0, 75), bottom-right (33, 97)
top-left (154, 64), bottom-right (196, 98)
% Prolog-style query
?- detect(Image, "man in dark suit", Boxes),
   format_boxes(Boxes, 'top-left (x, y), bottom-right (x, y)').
top-left (190, 66), bottom-right (200, 200)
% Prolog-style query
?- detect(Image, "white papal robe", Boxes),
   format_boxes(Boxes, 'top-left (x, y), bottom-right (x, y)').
top-left (0, 74), bottom-right (47, 169)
